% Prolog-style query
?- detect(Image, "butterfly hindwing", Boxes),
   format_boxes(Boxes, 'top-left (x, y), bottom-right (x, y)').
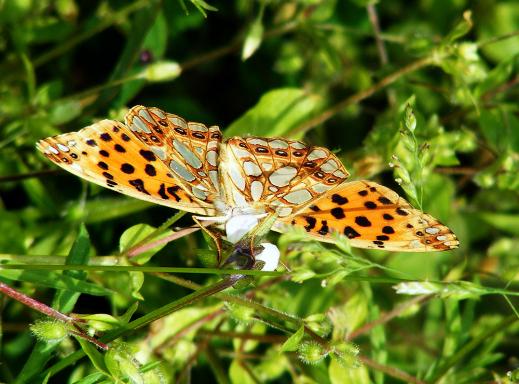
top-left (274, 180), bottom-right (459, 252)
top-left (36, 119), bottom-right (217, 215)
top-left (223, 137), bottom-right (349, 217)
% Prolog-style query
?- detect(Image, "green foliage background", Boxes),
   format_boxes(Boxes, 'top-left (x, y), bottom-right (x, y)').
top-left (1, 0), bottom-right (518, 383)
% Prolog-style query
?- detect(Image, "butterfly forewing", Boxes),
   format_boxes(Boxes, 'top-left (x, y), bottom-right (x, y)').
top-left (125, 106), bottom-right (222, 203)
top-left (274, 180), bottom-right (459, 252)
top-left (36, 119), bottom-right (217, 215)
top-left (224, 137), bottom-right (349, 217)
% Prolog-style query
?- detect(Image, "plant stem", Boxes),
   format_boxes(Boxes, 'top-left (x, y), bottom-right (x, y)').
top-left (0, 282), bottom-right (73, 323)
top-left (359, 355), bottom-right (426, 384)
top-left (347, 295), bottom-right (431, 341)
top-left (33, 1), bottom-right (151, 68)
top-left (0, 264), bottom-right (281, 277)
top-left (290, 55), bottom-right (436, 136)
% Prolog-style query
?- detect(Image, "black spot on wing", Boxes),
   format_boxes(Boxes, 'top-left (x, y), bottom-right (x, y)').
top-left (97, 161), bottom-right (108, 170)
top-left (304, 216), bottom-right (316, 231)
top-left (129, 178), bottom-right (150, 195)
top-left (355, 216), bottom-right (371, 227)
top-left (378, 196), bottom-right (392, 205)
top-left (331, 194), bottom-right (348, 205)
top-left (318, 220), bottom-right (329, 235)
top-left (145, 164), bottom-right (157, 176)
top-left (382, 226), bottom-right (395, 234)
top-left (396, 207), bottom-right (409, 216)
top-left (344, 226), bottom-right (360, 239)
top-left (364, 201), bottom-right (377, 209)
top-left (139, 150), bottom-right (156, 162)
top-left (121, 163), bottom-right (135, 174)
top-left (167, 186), bottom-right (182, 202)
top-left (158, 184), bottom-right (169, 199)
top-left (331, 207), bottom-right (345, 219)
top-left (114, 144), bottom-right (126, 153)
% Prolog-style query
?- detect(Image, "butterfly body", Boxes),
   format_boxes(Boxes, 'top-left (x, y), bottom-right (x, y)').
top-left (37, 105), bottom-right (459, 253)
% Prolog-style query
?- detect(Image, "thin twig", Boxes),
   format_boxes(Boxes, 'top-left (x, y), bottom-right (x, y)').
top-left (366, 4), bottom-right (389, 66)
top-left (157, 308), bottom-right (226, 353)
top-left (126, 226), bottom-right (201, 258)
top-left (69, 330), bottom-right (109, 351)
top-left (199, 330), bottom-right (287, 343)
top-left (0, 282), bottom-right (73, 323)
top-left (347, 295), bottom-right (431, 341)
top-left (290, 55), bottom-right (436, 136)
top-left (481, 75), bottom-right (519, 102)
top-left (33, 0), bottom-right (151, 68)
top-left (0, 169), bottom-right (61, 183)
top-left (179, 21), bottom-right (297, 72)
top-left (176, 339), bottom-right (209, 383)
top-left (477, 29), bottom-right (519, 48)
top-left (359, 355), bottom-right (427, 384)
top-left (435, 166), bottom-right (479, 175)
top-left (366, 3), bottom-right (395, 107)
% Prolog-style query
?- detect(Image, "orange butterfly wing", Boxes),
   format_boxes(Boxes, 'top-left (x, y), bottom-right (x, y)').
top-left (275, 180), bottom-right (459, 252)
top-left (36, 119), bottom-right (217, 216)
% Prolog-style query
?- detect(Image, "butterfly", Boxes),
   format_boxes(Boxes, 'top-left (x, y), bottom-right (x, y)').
top-left (37, 105), bottom-right (459, 262)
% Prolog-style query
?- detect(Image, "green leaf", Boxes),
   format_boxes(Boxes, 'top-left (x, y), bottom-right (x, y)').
top-left (444, 10), bottom-right (473, 43)
top-left (71, 372), bottom-right (106, 384)
top-left (225, 88), bottom-right (324, 139)
top-left (281, 325), bottom-right (305, 352)
top-left (53, 224), bottom-right (91, 312)
top-left (105, 344), bottom-right (144, 384)
top-left (77, 313), bottom-right (121, 332)
top-left (119, 223), bottom-right (173, 263)
top-left (49, 99), bottom-right (82, 125)
top-left (478, 212), bottom-right (519, 236)
top-left (229, 360), bottom-right (255, 384)
top-left (82, 198), bottom-right (153, 223)
top-left (119, 302), bottom-right (140, 325)
top-left (77, 338), bottom-right (109, 376)
top-left (329, 358), bottom-right (370, 384)
top-left (187, 0), bottom-right (218, 17)
top-left (242, 19), bottom-right (263, 61)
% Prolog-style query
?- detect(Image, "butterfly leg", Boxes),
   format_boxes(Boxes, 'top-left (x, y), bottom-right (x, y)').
top-left (192, 216), bottom-right (225, 267)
